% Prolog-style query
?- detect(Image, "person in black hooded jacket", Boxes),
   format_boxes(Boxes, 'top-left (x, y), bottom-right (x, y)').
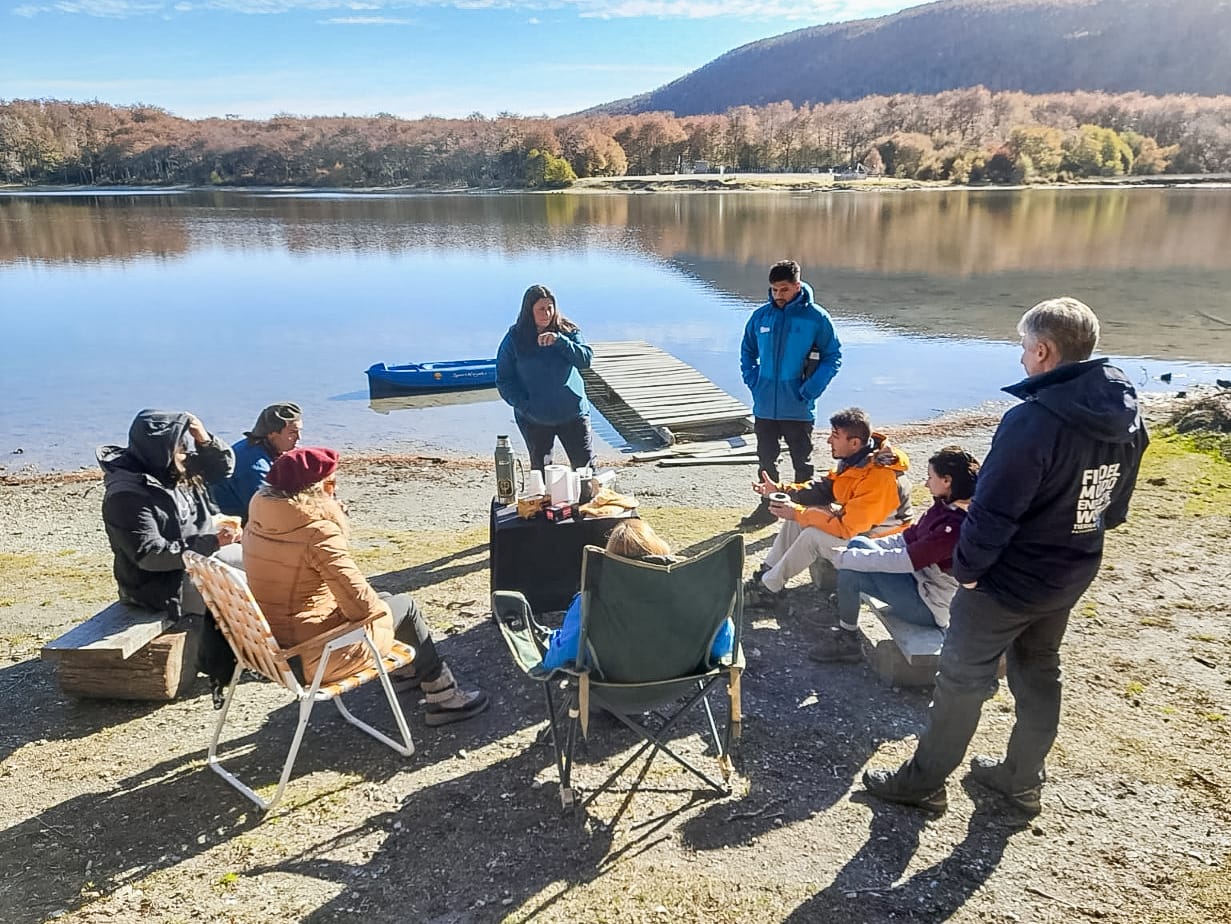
top-left (864, 297), bottom-right (1148, 816)
top-left (99, 409), bottom-right (238, 619)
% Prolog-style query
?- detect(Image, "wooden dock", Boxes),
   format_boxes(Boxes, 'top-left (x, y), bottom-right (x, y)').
top-left (582, 341), bottom-right (752, 448)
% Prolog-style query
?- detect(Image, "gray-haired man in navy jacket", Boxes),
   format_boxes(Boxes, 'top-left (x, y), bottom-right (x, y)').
top-left (863, 297), bottom-right (1148, 815)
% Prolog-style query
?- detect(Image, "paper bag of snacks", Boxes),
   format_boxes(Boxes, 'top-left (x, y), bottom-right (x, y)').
top-left (579, 488), bottom-right (638, 519)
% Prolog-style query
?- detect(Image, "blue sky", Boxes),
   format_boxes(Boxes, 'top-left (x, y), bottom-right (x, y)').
top-left (2, 0), bottom-right (910, 120)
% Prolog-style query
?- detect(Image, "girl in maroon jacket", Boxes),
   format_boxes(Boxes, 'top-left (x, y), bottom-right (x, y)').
top-left (809, 446), bottom-right (981, 663)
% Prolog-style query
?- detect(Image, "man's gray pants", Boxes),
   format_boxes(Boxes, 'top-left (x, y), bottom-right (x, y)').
top-left (897, 586), bottom-right (1072, 793)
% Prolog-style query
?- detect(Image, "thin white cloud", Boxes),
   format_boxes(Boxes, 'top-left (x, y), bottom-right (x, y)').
top-left (11, 0), bottom-right (905, 22)
top-left (14, 0), bottom-right (164, 15)
top-left (576, 1), bottom-right (843, 19)
top-left (320, 13), bottom-right (413, 20)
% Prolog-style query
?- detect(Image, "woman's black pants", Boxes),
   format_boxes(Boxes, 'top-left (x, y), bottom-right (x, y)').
top-left (380, 592), bottom-right (443, 682)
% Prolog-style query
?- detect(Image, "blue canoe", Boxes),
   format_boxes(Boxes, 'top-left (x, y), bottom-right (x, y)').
top-left (366, 360), bottom-right (497, 397)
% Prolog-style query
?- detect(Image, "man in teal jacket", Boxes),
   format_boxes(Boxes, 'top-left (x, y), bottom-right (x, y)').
top-left (739, 260), bottom-right (842, 526)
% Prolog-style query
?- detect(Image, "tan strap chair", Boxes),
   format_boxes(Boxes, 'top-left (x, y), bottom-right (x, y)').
top-left (183, 550), bottom-right (415, 813)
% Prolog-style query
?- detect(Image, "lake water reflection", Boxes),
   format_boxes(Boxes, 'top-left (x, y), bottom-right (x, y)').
top-left (2, 188), bottom-right (1229, 471)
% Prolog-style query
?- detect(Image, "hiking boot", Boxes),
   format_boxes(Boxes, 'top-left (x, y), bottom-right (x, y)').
top-left (743, 574), bottom-right (785, 611)
top-left (739, 503), bottom-right (777, 528)
top-left (420, 663), bottom-right (490, 727)
top-left (862, 767), bottom-right (948, 814)
top-left (968, 755), bottom-right (1043, 815)
top-left (808, 626), bottom-right (862, 663)
top-left (389, 665), bottom-right (422, 693)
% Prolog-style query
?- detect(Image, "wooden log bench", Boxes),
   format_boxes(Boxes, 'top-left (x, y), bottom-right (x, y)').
top-left (859, 594), bottom-right (944, 687)
top-left (40, 602), bottom-right (200, 701)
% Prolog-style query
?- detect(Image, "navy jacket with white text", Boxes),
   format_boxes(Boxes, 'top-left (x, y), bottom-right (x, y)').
top-left (953, 359), bottom-right (1148, 612)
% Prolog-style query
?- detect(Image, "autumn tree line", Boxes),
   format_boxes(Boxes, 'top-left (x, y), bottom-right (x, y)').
top-left (2, 87), bottom-right (1231, 189)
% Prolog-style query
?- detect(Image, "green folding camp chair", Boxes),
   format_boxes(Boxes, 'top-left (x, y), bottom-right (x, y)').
top-left (492, 532), bottom-right (744, 812)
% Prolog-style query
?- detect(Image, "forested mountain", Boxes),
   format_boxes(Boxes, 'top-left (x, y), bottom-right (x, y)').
top-left (592, 0), bottom-right (1231, 116)
top-left (5, 88), bottom-right (1231, 188)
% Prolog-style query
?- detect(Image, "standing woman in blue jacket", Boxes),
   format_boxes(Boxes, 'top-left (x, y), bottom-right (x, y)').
top-left (496, 284), bottom-right (595, 472)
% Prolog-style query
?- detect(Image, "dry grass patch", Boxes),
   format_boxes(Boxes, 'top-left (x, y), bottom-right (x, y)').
top-left (0, 550), bottom-right (114, 607)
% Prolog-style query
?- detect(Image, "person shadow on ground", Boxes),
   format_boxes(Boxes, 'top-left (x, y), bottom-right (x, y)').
top-left (677, 573), bottom-right (932, 853)
top-left (0, 726), bottom-right (269, 924)
top-left (241, 716), bottom-right (727, 923)
top-left (0, 656), bottom-right (168, 767)
top-left (368, 542), bottom-right (490, 596)
top-left (0, 615), bottom-right (540, 924)
top-left (781, 782), bottom-right (1031, 921)
top-left (675, 664), bottom-right (880, 851)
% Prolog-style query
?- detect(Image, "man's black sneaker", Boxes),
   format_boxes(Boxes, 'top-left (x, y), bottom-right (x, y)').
top-left (807, 626), bottom-right (862, 663)
top-left (862, 767), bottom-right (948, 814)
top-left (968, 755), bottom-right (1043, 815)
top-left (739, 503), bottom-right (777, 528)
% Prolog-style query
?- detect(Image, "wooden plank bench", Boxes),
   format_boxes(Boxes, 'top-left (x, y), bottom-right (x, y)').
top-left (41, 602), bottom-right (200, 701)
top-left (859, 594), bottom-right (944, 687)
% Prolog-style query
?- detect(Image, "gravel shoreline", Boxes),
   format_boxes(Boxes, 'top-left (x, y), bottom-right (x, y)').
top-left (3, 395), bottom-right (1230, 923)
top-left (0, 407), bottom-right (1008, 534)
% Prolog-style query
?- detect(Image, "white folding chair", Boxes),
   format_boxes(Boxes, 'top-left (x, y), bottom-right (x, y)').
top-left (183, 550), bottom-right (415, 813)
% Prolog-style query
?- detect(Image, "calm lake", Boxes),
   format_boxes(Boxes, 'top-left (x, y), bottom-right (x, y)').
top-left (2, 187), bottom-right (1230, 472)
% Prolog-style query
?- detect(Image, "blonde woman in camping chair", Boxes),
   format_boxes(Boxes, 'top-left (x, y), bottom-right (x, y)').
top-left (540, 519), bottom-right (735, 673)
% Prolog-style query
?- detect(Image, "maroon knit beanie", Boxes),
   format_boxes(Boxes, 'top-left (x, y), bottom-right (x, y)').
top-left (267, 446), bottom-right (339, 494)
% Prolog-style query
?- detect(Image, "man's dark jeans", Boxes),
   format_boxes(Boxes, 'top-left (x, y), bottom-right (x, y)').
top-left (897, 587), bottom-right (1071, 792)
top-left (754, 417), bottom-right (814, 483)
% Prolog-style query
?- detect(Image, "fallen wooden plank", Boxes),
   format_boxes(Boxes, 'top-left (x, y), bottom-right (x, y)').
top-left (658, 455), bottom-right (762, 467)
top-left (689, 450), bottom-right (753, 460)
top-left (630, 436), bottom-right (756, 461)
top-left (863, 595), bottom-right (944, 663)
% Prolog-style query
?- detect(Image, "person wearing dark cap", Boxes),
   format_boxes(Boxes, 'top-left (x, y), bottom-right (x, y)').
top-left (208, 402), bottom-right (302, 520)
top-left (243, 446), bottom-right (489, 726)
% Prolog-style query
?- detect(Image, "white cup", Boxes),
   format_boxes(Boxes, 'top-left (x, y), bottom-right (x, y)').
top-left (524, 470), bottom-right (546, 496)
top-left (566, 472), bottom-right (582, 504)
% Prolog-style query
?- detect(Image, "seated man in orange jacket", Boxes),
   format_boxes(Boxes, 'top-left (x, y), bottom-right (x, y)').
top-left (745, 406), bottom-right (912, 611)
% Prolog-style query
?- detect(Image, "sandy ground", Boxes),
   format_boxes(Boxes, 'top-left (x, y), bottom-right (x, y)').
top-left (0, 405), bottom-right (1228, 924)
